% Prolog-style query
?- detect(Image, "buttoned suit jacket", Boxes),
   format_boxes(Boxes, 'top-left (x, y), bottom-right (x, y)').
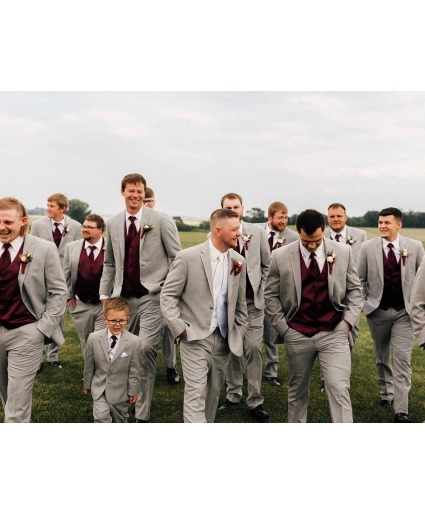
top-left (258, 222), bottom-right (299, 247)
top-left (264, 238), bottom-right (362, 344)
top-left (99, 208), bottom-right (181, 297)
top-left (30, 215), bottom-right (82, 264)
top-left (408, 257), bottom-right (425, 345)
top-left (357, 235), bottom-right (425, 316)
top-left (63, 237), bottom-right (106, 299)
top-left (84, 328), bottom-right (142, 404)
top-left (16, 234), bottom-right (67, 344)
top-left (324, 225), bottom-right (367, 264)
top-left (160, 241), bottom-right (248, 357)
top-left (239, 221), bottom-right (270, 310)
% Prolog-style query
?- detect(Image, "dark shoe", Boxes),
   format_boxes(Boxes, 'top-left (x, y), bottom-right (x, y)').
top-left (320, 379), bottom-right (325, 393)
top-left (379, 399), bottom-right (393, 407)
top-left (36, 363), bottom-right (44, 374)
top-left (266, 377), bottom-right (280, 387)
top-left (250, 404), bottom-right (269, 421)
top-left (50, 361), bottom-right (62, 368)
top-left (166, 367), bottom-right (180, 384)
top-left (394, 413), bottom-right (412, 423)
top-left (218, 399), bottom-right (238, 411)
top-left (135, 419), bottom-right (148, 423)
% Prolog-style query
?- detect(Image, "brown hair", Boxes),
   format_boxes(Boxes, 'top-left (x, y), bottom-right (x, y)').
top-left (121, 173), bottom-right (147, 192)
top-left (48, 193), bottom-right (68, 211)
top-left (268, 201), bottom-right (288, 217)
top-left (103, 297), bottom-right (130, 316)
top-left (145, 187), bottom-right (154, 198)
top-left (85, 214), bottom-right (105, 232)
top-left (0, 197), bottom-right (29, 236)
top-left (220, 192), bottom-right (243, 207)
top-left (210, 208), bottom-right (240, 230)
top-left (328, 203), bottom-right (346, 212)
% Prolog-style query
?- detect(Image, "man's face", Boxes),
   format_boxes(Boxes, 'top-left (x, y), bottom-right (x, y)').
top-left (218, 217), bottom-right (241, 250)
top-left (47, 201), bottom-right (65, 221)
top-left (0, 208), bottom-right (27, 244)
top-left (299, 227), bottom-right (324, 253)
top-left (222, 197), bottom-right (244, 220)
top-left (378, 215), bottom-right (402, 241)
top-left (81, 221), bottom-right (103, 244)
top-left (269, 210), bottom-right (288, 232)
top-left (327, 207), bottom-right (347, 232)
top-left (121, 182), bottom-right (145, 213)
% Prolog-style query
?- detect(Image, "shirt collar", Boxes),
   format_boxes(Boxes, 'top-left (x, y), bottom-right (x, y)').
top-left (84, 237), bottom-right (103, 250)
top-left (107, 330), bottom-right (121, 343)
top-left (2, 236), bottom-right (24, 253)
top-left (330, 226), bottom-right (347, 239)
top-left (126, 207), bottom-right (143, 221)
top-left (299, 240), bottom-right (325, 260)
top-left (209, 240), bottom-right (228, 261)
top-left (382, 236), bottom-right (400, 250)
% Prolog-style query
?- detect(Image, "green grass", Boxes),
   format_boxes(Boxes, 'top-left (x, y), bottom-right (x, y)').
top-left (1, 229), bottom-right (425, 423)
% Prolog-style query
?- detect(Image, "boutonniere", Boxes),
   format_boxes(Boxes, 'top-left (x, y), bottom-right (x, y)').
top-left (19, 251), bottom-right (33, 274)
top-left (140, 224), bottom-right (153, 240)
top-left (326, 250), bottom-right (336, 274)
top-left (63, 224), bottom-right (70, 234)
top-left (242, 233), bottom-right (252, 250)
top-left (275, 237), bottom-right (286, 249)
top-left (346, 236), bottom-right (356, 246)
top-left (230, 258), bottom-right (243, 276)
top-left (399, 248), bottom-right (408, 266)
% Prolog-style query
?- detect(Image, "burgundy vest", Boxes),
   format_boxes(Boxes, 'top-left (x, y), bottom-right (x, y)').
top-left (379, 250), bottom-right (405, 311)
top-left (288, 253), bottom-right (342, 337)
top-left (0, 243), bottom-right (37, 329)
top-left (236, 244), bottom-right (254, 300)
top-left (121, 224), bottom-right (149, 299)
top-left (75, 242), bottom-right (104, 304)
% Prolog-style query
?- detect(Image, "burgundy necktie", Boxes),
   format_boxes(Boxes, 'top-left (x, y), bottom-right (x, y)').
top-left (334, 234), bottom-right (341, 242)
top-left (127, 216), bottom-right (137, 242)
top-left (0, 243), bottom-right (12, 268)
top-left (53, 222), bottom-right (62, 248)
top-left (110, 335), bottom-right (117, 349)
top-left (387, 242), bottom-right (398, 268)
top-left (88, 245), bottom-right (96, 264)
top-left (309, 252), bottom-right (320, 279)
top-left (268, 231), bottom-right (275, 252)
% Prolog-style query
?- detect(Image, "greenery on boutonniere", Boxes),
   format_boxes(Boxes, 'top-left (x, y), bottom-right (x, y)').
top-left (326, 250), bottom-right (336, 274)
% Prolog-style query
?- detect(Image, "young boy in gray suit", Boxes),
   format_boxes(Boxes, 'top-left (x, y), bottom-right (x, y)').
top-left (84, 297), bottom-right (142, 423)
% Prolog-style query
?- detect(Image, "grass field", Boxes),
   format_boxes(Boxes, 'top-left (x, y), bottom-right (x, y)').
top-left (1, 228), bottom-right (425, 423)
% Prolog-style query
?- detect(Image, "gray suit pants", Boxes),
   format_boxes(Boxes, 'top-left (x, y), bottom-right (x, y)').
top-left (366, 307), bottom-right (413, 414)
top-left (0, 323), bottom-right (44, 422)
top-left (225, 302), bottom-right (264, 409)
top-left (69, 299), bottom-right (105, 360)
top-left (284, 322), bottom-right (352, 423)
top-left (263, 310), bottom-right (280, 379)
top-left (40, 312), bottom-right (65, 364)
top-left (161, 325), bottom-right (176, 369)
top-left (180, 329), bottom-right (231, 423)
top-left (93, 393), bottom-right (129, 423)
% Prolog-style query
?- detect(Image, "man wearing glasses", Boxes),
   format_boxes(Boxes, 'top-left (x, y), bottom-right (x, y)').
top-left (63, 214), bottom-right (106, 361)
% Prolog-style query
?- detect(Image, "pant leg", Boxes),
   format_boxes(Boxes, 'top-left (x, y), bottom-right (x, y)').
top-left (110, 400), bottom-right (130, 423)
top-left (161, 325), bottom-right (176, 369)
top-left (263, 310), bottom-right (280, 379)
top-left (70, 300), bottom-right (104, 360)
top-left (205, 333), bottom-right (231, 422)
top-left (244, 304), bottom-right (264, 409)
top-left (93, 394), bottom-right (113, 423)
top-left (46, 312), bottom-right (65, 363)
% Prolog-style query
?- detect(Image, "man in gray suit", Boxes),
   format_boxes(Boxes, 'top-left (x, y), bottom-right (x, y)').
top-left (409, 260), bottom-right (425, 351)
top-left (160, 209), bottom-right (248, 423)
top-left (265, 209), bottom-right (362, 423)
top-left (324, 203), bottom-right (367, 264)
top-left (99, 173), bottom-right (181, 423)
top-left (218, 193), bottom-right (270, 421)
top-left (30, 192), bottom-right (82, 369)
top-left (259, 201), bottom-right (299, 387)
top-left (357, 207), bottom-right (424, 422)
top-left (63, 214), bottom-right (106, 360)
top-left (0, 197), bottom-right (67, 422)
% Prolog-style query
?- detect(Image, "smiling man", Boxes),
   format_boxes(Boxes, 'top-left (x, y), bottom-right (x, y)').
top-left (357, 207), bottom-right (424, 422)
top-left (265, 209), bottom-right (362, 423)
top-left (99, 173), bottom-right (181, 423)
top-left (0, 197), bottom-right (67, 422)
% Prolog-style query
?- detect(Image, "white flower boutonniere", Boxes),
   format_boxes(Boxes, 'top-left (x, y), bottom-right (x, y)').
top-left (230, 258), bottom-right (243, 276)
top-left (19, 251), bottom-right (33, 274)
top-left (64, 224), bottom-right (70, 234)
top-left (140, 224), bottom-right (153, 240)
top-left (346, 236), bottom-right (356, 246)
top-left (242, 233), bottom-right (252, 250)
top-left (275, 237), bottom-right (285, 249)
top-left (399, 248), bottom-right (408, 266)
top-left (326, 250), bottom-right (336, 274)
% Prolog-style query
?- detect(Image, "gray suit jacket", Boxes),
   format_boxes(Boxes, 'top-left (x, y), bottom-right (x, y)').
top-left (100, 208), bottom-right (181, 297)
top-left (160, 241), bottom-right (248, 357)
top-left (17, 234), bottom-right (67, 344)
top-left (357, 235), bottom-right (425, 316)
top-left (63, 238), bottom-right (105, 299)
top-left (324, 225), bottom-right (367, 264)
top-left (84, 328), bottom-right (142, 404)
top-left (264, 238), bottom-right (362, 343)
top-left (30, 215), bottom-right (82, 264)
top-left (258, 222), bottom-right (299, 247)
top-left (239, 221), bottom-right (270, 310)
top-left (409, 257), bottom-right (425, 344)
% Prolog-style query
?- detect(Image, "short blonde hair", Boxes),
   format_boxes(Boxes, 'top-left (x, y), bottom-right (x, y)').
top-left (103, 297), bottom-right (130, 316)
top-left (0, 197), bottom-right (29, 236)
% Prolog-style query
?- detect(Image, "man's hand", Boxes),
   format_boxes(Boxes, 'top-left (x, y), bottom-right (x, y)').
top-left (83, 388), bottom-right (90, 395)
top-left (129, 395), bottom-right (138, 404)
top-left (179, 330), bottom-right (187, 341)
top-left (67, 298), bottom-right (76, 309)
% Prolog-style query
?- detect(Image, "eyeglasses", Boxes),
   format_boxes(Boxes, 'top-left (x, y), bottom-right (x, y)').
top-left (104, 318), bottom-right (128, 326)
top-left (82, 225), bottom-right (100, 230)
top-left (143, 199), bottom-right (155, 204)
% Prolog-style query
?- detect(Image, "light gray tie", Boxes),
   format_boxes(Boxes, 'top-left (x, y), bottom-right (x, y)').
top-left (213, 253), bottom-right (224, 295)
top-left (214, 254), bottom-right (228, 338)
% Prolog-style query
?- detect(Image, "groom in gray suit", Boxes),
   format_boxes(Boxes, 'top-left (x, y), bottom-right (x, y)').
top-left (265, 209), bottom-right (362, 423)
top-left (160, 209), bottom-right (248, 423)
top-left (0, 197), bottom-right (67, 422)
top-left (99, 173), bottom-right (181, 423)
top-left (357, 207), bottom-right (424, 422)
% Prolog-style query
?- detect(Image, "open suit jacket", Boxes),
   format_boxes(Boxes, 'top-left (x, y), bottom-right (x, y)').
top-left (324, 225), bottom-right (367, 264)
top-left (357, 235), bottom-right (425, 316)
top-left (264, 238), bottom-right (362, 345)
top-left (30, 215), bottom-right (82, 264)
top-left (17, 234), bottom-right (67, 344)
top-left (84, 328), bottom-right (142, 404)
top-left (99, 207), bottom-right (181, 297)
top-left (409, 257), bottom-right (425, 345)
top-left (160, 241), bottom-right (248, 357)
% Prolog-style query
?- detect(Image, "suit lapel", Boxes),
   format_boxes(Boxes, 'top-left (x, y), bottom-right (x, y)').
top-left (399, 235), bottom-right (407, 283)
top-left (200, 242), bottom-right (213, 295)
top-left (111, 333), bottom-right (129, 364)
top-left (324, 240), bottom-right (335, 299)
top-left (44, 217), bottom-right (54, 243)
top-left (118, 211), bottom-right (126, 263)
top-left (139, 208), bottom-right (150, 255)
top-left (374, 238), bottom-right (384, 283)
top-left (290, 247), bottom-right (302, 306)
top-left (18, 236), bottom-right (36, 291)
top-left (99, 331), bottom-right (109, 363)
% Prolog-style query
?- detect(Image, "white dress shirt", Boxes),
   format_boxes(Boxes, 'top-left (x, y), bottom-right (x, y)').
top-left (107, 330), bottom-right (121, 362)
top-left (330, 226), bottom-right (347, 244)
top-left (382, 236), bottom-right (401, 263)
top-left (125, 207), bottom-right (144, 233)
top-left (0, 236), bottom-right (24, 261)
top-left (209, 240), bottom-right (229, 336)
top-left (300, 240), bottom-right (326, 272)
top-left (50, 218), bottom-right (65, 233)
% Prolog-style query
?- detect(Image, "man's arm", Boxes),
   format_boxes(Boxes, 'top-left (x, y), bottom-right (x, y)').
top-left (234, 263), bottom-right (248, 339)
top-left (160, 214), bottom-right (182, 261)
top-left (264, 253), bottom-right (289, 337)
top-left (259, 227), bottom-right (271, 286)
top-left (409, 259), bottom-right (425, 347)
top-left (83, 336), bottom-right (95, 390)
top-left (342, 247), bottom-right (363, 329)
top-left (99, 223), bottom-right (116, 298)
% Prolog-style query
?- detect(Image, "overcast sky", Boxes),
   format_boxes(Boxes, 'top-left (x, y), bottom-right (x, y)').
top-left (2, 91), bottom-right (425, 220)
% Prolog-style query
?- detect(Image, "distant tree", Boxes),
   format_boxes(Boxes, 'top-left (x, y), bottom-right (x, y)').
top-left (28, 207), bottom-right (45, 216)
top-left (173, 216), bottom-right (194, 231)
top-left (245, 207), bottom-right (267, 223)
top-left (198, 220), bottom-right (210, 231)
top-left (67, 199), bottom-right (91, 223)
